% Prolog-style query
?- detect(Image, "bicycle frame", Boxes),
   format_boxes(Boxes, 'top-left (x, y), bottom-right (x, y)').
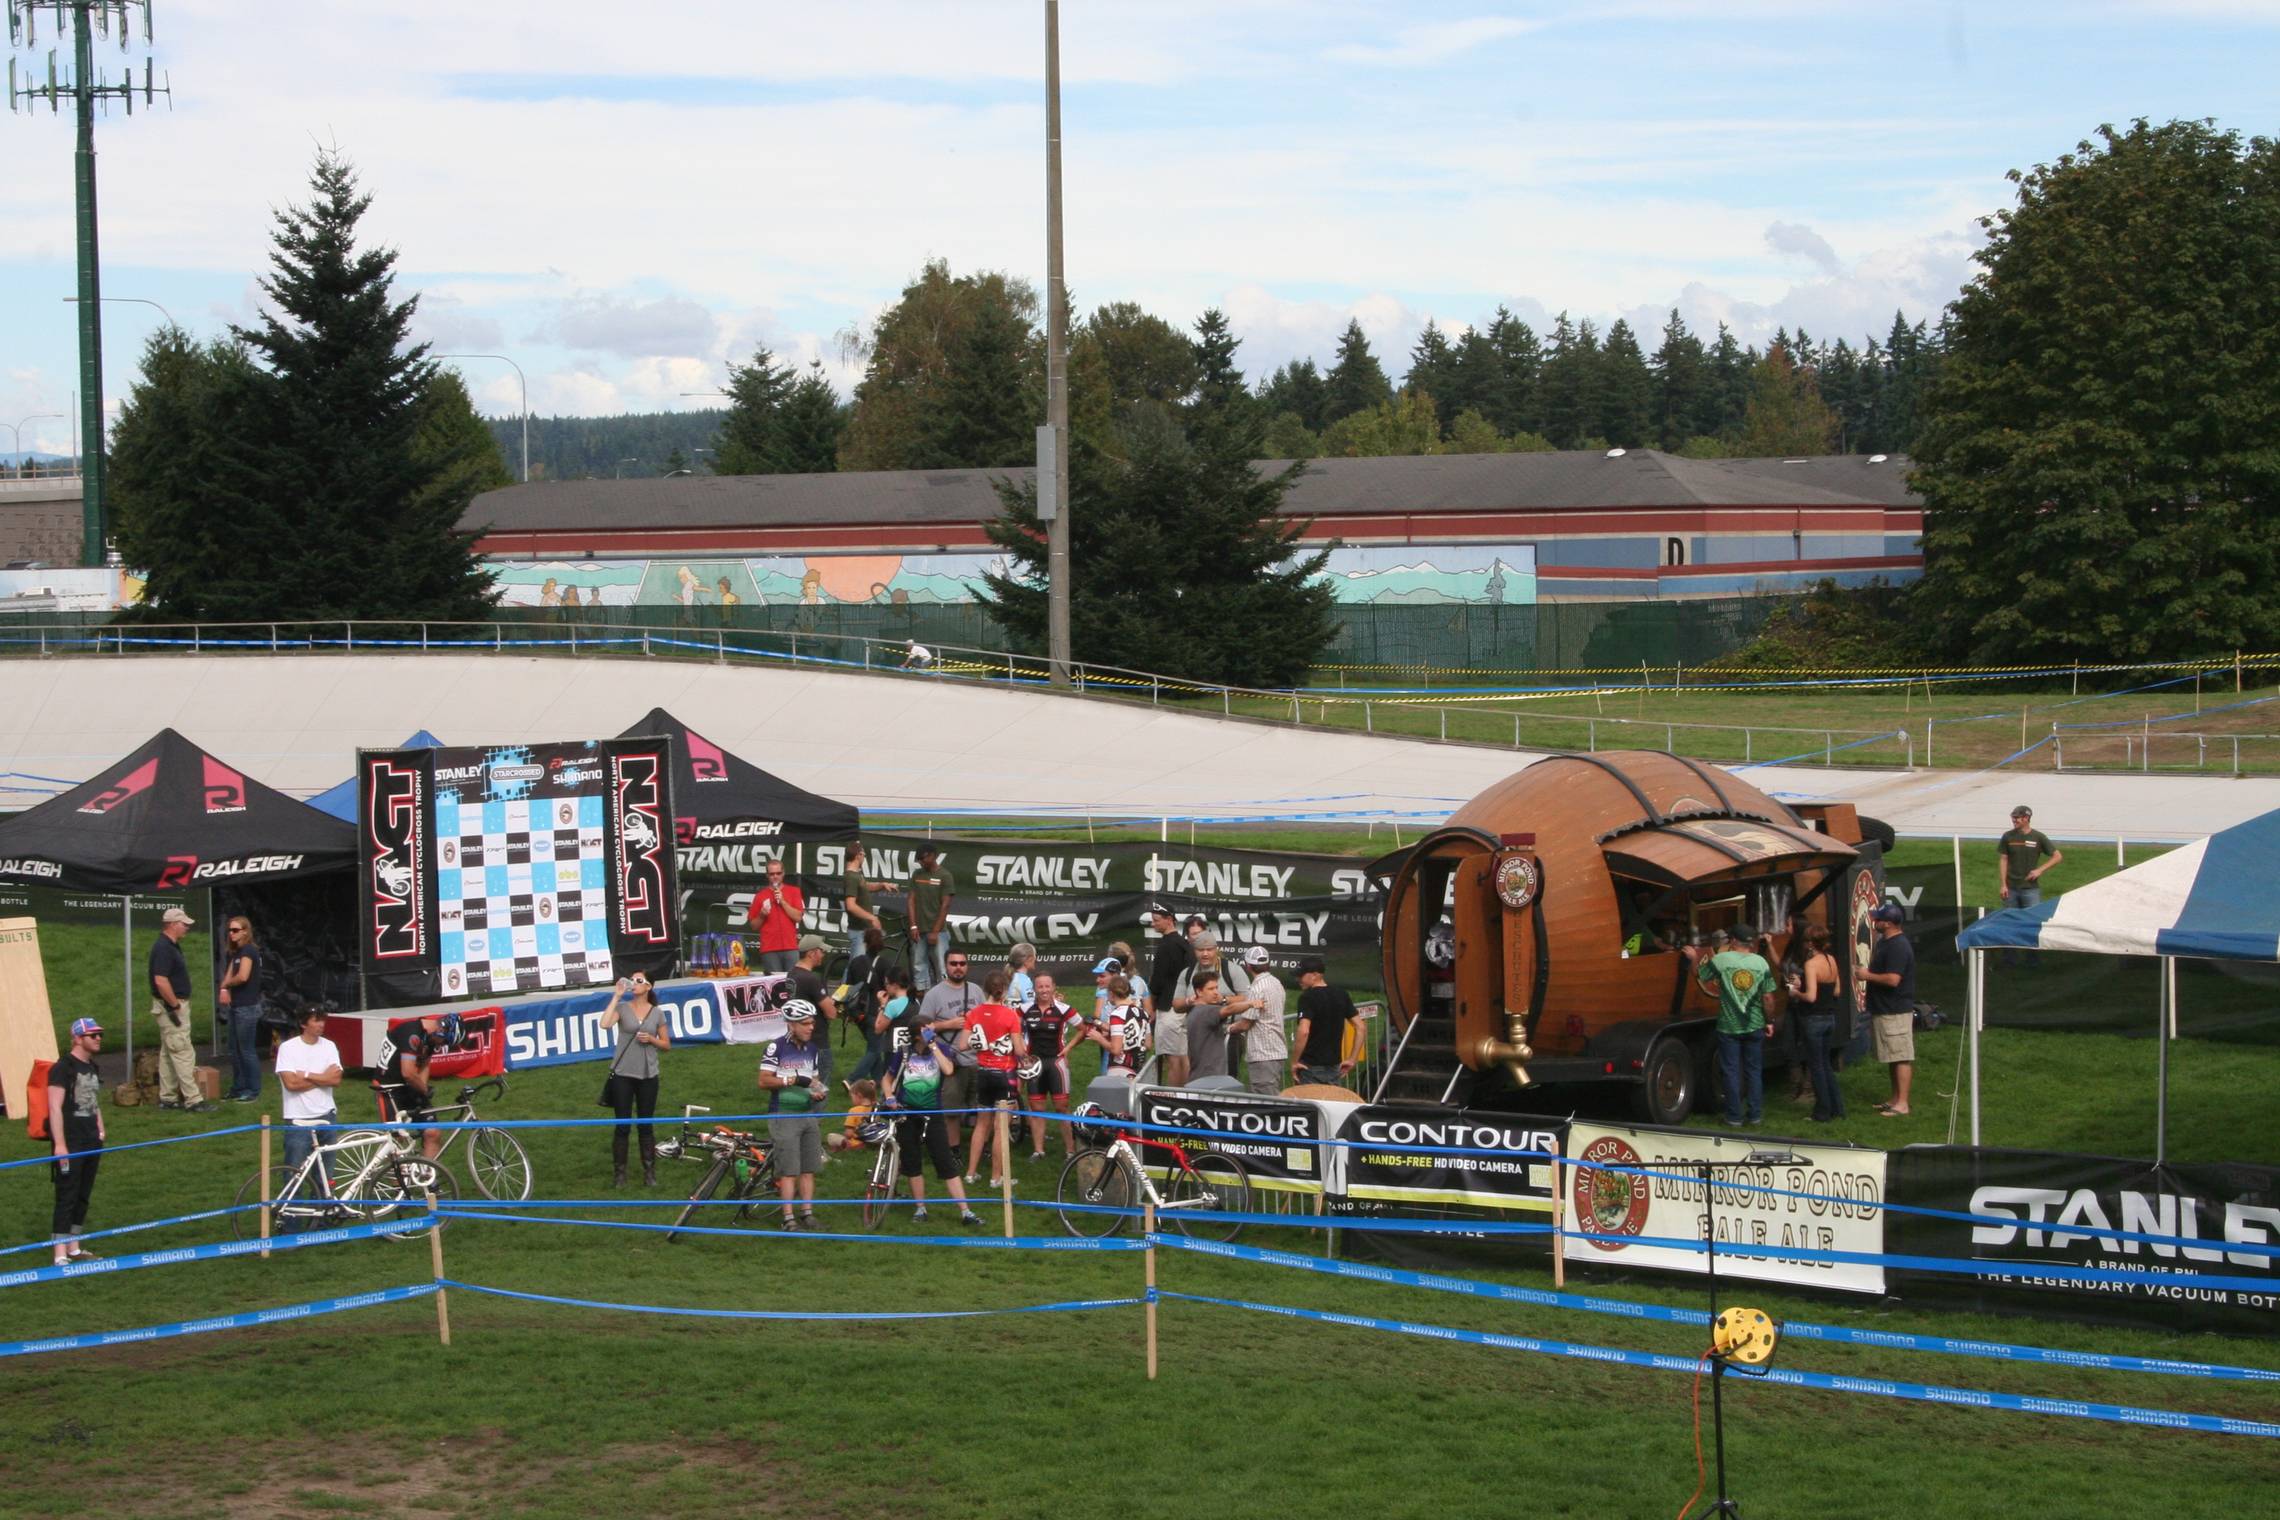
top-left (1101, 1128), bottom-right (1217, 1211)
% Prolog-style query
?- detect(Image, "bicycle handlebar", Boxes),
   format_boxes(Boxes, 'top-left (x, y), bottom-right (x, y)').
top-left (457, 1077), bottom-right (506, 1106)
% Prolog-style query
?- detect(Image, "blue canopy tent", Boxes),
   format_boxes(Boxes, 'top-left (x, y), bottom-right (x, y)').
top-left (1955, 807), bottom-right (2280, 1159)
top-left (309, 731), bottom-right (442, 822)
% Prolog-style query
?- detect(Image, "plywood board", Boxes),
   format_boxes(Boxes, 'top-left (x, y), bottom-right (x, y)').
top-left (0, 917), bottom-right (59, 1121)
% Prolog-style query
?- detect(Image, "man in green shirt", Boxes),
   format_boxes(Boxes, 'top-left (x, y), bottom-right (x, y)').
top-left (1998, 805), bottom-right (2062, 968)
top-left (841, 839), bottom-right (891, 956)
top-left (907, 844), bottom-right (956, 994)
top-left (1685, 925), bottom-right (1772, 1127)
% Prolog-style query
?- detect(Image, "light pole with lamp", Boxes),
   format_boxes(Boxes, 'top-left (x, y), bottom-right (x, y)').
top-left (615, 457), bottom-right (641, 478)
top-left (63, 294), bottom-right (177, 328)
top-left (6, 414), bottom-right (67, 471)
top-left (435, 353), bottom-right (529, 482)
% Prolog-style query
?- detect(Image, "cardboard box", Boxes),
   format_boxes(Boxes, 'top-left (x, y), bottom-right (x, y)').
top-left (195, 1066), bottom-right (221, 1102)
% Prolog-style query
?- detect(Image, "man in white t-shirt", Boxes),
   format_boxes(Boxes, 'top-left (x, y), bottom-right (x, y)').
top-left (1229, 946), bottom-right (1289, 1095)
top-left (273, 1006), bottom-right (344, 1177)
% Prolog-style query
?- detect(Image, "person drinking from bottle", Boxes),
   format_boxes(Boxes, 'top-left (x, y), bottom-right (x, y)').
top-left (600, 973), bottom-right (672, 1187)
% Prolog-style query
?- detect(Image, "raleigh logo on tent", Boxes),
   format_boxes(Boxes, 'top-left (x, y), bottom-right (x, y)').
top-left (158, 854), bottom-right (306, 888)
top-left (202, 755), bottom-right (248, 815)
top-left (78, 757), bottom-right (158, 815)
top-left (0, 857), bottom-right (63, 880)
top-left (685, 729), bottom-right (730, 782)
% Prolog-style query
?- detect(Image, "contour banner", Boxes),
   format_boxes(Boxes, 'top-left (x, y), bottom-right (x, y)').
top-left (358, 738), bottom-right (680, 1006)
top-left (1886, 1146), bottom-right (2280, 1334)
top-left (1564, 1122), bottom-right (1889, 1295)
top-left (1138, 1087), bottom-right (1332, 1195)
top-left (1336, 1106), bottom-right (1562, 1213)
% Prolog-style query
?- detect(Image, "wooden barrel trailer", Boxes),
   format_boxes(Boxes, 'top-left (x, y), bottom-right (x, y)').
top-left (1374, 751), bottom-right (1889, 1123)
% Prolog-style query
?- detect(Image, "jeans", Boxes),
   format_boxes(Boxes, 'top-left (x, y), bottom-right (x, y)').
top-left (1801, 1014), bottom-right (1843, 1120)
top-left (759, 950), bottom-right (798, 974)
top-left (909, 930), bottom-right (950, 993)
top-left (2002, 885), bottom-right (2043, 966)
top-left (226, 1004), bottom-right (264, 1098)
top-left (848, 1027), bottom-right (892, 1087)
top-left (1716, 1030), bottom-right (1764, 1125)
top-left (283, 1114), bottom-right (333, 1177)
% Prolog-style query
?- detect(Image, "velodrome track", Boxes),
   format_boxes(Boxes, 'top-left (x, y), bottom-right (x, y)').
top-left (3, 652), bottom-right (2277, 837)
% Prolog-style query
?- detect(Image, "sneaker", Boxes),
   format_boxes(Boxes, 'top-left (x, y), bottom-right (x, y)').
top-left (799, 1214), bottom-right (820, 1230)
top-left (958, 1211), bottom-right (983, 1228)
top-left (780, 1216), bottom-right (803, 1231)
top-left (187, 1101), bottom-right (220, 1114)
top-left (963, 1174), bottom-right (978, 1186)
top-left (232, 1094), bottom-right (258, 1104)
top-left (156, 1100), bottom-right (183, 1111)
top-left (65, 1248), bottom-right (101, 1261)
top-left (910, 1206), bottom-right (929, 1222)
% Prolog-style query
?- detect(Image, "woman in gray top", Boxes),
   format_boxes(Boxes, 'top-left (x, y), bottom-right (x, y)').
top-left (600, 973), bottom-right (673, 1187)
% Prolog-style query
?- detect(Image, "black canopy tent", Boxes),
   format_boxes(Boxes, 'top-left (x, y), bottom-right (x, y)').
top-left (616, 707), bottom-right (860, 873)
top-left (0, 728), bottom-right (357, 1065)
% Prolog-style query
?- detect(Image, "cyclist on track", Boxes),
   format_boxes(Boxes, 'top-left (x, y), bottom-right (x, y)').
top-left (374, 1011), bottom-right (461, 1161)
top-left (879, 1024), bottom-right (983, 1228)
top-left (1020, 973), bottom-right (1085, 1160)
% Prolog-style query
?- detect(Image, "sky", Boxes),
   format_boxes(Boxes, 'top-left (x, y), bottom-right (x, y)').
top-left (3, 0), bottom-right (2278, 459)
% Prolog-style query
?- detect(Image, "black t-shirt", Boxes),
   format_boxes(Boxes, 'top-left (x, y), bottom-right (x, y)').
top-left (788, 965), bottom-right (830, 1019)
top-left (49, 1051), bottom-right (104, 1148)
top-left (149, 936), bottom-right (191, 1004)
top-left (1149, 934), bottom-right (1194, 1003)
top-left (1297, 984), bottom-right (1358, 1066)
top-left (377, 1022), bottom-right (434, 1089)
top-left (225, 944), bottom-right (264, 1009)
top-left (1866, 932), bottom-right (1917, 1016)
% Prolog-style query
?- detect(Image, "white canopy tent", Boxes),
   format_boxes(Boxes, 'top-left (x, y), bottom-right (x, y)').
top-left (1953, 807), bottom-right (2280, 1160)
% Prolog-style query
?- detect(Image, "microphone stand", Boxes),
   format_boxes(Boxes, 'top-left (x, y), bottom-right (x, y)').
top-left (1684, 1147), bottom-right (1798, 1520)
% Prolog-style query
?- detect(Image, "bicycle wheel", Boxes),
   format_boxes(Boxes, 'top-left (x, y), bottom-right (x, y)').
top-left (1169, 1151), bottom-right (1252, 1243)
top-left (232, 1166), bottom-right (295, 1241)
top-left (860, 1143), bottom-right (902, 1231)
top-left (467, 1126), bottom-right (534, 1201)
top-left (1055, 1148), bottom-right (1133, 1238)
top-left (667, 1155), bottom-right (731, 1243)
top-left (326, 1132), bottom-right (405, 1219)
top-left (381, 1156), bottom-right (460, 1242)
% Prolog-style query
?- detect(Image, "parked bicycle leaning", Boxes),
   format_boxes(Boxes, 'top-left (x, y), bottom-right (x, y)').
top-left (600, 972), bottom-right (672, 1186)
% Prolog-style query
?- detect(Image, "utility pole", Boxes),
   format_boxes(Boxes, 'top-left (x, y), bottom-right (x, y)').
top-left (8, 1), bottom-right (169, 567)
top-left (1042, 0), bottom-right (1071, 686)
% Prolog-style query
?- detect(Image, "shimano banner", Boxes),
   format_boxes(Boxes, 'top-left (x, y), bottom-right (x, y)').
top-left (498, 977), bottom-right (728, 1071)
top-left (1886, 1146), bottom-right (2280, 1333)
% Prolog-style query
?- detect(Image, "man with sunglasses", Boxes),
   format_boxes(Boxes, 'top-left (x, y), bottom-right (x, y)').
top-left (218, 916), bottom-right (265, 1103)
top-left (914, 947), bottom-right (984, 1148)
top-left (48, 1017), bottom-right (107, 1266)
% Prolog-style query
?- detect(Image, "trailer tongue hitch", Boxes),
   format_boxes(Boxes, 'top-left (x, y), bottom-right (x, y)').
top-left (1468, 1009), bottom-right (1535, 1087)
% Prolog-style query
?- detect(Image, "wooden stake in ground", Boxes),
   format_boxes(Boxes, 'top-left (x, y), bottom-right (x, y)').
top-left (998, 1106), bottom-right (1015, 1238)
top-left (426, 1188), bottom-right (452, 1347)
top-left (1551, 1153), bottom-right (1566, 1290)
top-left (259, 1116), bottom-right (272, 1259)
top-left (1144, 1197), bottom-right (1158, 1381)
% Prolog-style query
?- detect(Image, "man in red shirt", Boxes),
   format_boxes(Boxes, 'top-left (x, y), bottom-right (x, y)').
top-left (961, 968), bottom-right (1029, 1186)
top-left (747, 856), bottom-right (806, 973)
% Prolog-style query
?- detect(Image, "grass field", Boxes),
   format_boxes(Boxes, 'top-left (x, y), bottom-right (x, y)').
top-left (7, 830), bottom-right (2280, 1517)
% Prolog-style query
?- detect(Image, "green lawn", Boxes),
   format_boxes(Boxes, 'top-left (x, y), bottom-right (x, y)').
top-left (8, 831), bottom-right (2279, 1517)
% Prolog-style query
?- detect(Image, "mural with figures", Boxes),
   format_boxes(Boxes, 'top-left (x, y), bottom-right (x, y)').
top-left (486, 546), bottom-right (1535, 609)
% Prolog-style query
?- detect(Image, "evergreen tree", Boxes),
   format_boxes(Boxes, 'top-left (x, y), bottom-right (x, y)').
top-left (414, 370), bottom-right (514, 512)
top-left (918, 296), bottom-right (1039, 468)
top-left (1404, 322), bottom-right (1458, 435)
top-left (1593, 318), bottom-right (1654, 449)
top-left (1320, 319), bottom-right (1393, 425)
top-left (1701, 323), bottom-right (1751, 439)
top-left (777, 362), bottom-right (846, 473)
top-left (1189, 307), bottom-right (1251, 424)
top-left (1736, 339), bottom-right (1840, 455)
top-left (1256, 360), bottom-right (1327, 432)
top-left (712, 346), bottom-right (796, 474)
top-left (1537, 313), bottom-right (1598, 448)
top-left (1913, 118), bottom-right (2280, 661)
top-left (1648, 309), bottom-right (1707, 451)
top-left (980, 402), bottom-right (1332, 687)
top-left (1482, 307), bottom-right (1541, 436)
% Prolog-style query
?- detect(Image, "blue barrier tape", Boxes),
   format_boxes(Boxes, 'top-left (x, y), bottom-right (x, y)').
top-left (0, 1123), bottom-right (266, 1171)
top-left (438, 1279), bottom-right (1142, 1321)
top-left (0, 1203), bottom-right (249, 1257)
top-left (0, 1282), bottom-right (436, 1360)
top-left (0, 1214), bottom-right (432, 1290)
top-left (1156, 1235), bottom-right (2280, 1385)
top-left (1158, 1290), bottom-right (2280, 1440)
top-left (432, 1205), bottom-right (1145, 1249)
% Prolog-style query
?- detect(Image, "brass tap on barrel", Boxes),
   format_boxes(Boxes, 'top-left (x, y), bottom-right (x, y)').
top-left (1467, 1008), bottom-right (1534, 1087)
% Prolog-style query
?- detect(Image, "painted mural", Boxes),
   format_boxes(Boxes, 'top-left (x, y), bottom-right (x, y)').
top-left (484, 545), bottom-right (1537, 609)
top-left (0, 567), bottom-right (145, 612)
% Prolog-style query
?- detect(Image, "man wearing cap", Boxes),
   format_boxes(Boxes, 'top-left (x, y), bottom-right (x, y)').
top-left (1291, 958), bottom-right (1359, 1088)
top-left (1998, 806), bottom-right (2062, 967)
top-left (907, 844), bottom-right (956, 994)
top-left (786, 933), bottom-right (839, 1031)
top-left (1861, 903), bottom-right (1918, 1117)
top-left (1229, 947), bottom-right (1289, 1095)
top-left (148, 906), bottom-right (214, 1113)
top-left (748, 856), bottom-right (807, 974)
top-left (759, 1001), bottom-right (833, 1229)
top-left (48, 1017), bottom-right (107, 1265)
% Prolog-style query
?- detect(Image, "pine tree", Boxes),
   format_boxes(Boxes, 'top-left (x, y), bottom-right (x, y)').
top-left (1189, 307), bottom-right (1252, 427)
top-left (1404, 322), bottom-right (1458, 435)
top-left (1593, 318), bottom-right (1654, 449)
top-left (1701, 323), bottom-right (1750, 439)
top-left (1648, 309), bottom-right (1707, 451)
top-left (231, 150), bottom-right (492, 619)
top-left (777, 362), bottom-right (846, 473)
top-left (1256, 360), bottom-right (1327, 432)
top-left (1483, 307), bottom-right (1541, 435)
top-left (1537, 313), bottom-right (1598, 448)
top-left (918, 297), bottom-right (1038, 468)
top-left (1320, 319), bottom-right (1393, 426)
top-left (713, 346), bottom-right (796, 474)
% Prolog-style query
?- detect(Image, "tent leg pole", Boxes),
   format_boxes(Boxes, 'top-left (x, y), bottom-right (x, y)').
top-left (2157, 957), bottom-right (2172, 1167)
top-left (122, 896), bottom-right (133, 1072)
top-left (1968, 948), bottom-right (1982, 1149)
top-left (1951, 836), bottom-right (1965, 958)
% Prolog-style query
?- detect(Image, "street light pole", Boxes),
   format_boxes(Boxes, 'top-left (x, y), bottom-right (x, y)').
top-left (6, 414), bottom-right (67, 465)
top-left (1043, 0), bottom-right (1072, 687)
top-left (63, 294), bottom-right (177, 327)
top-left (436, 353), bottom-right (529, 482)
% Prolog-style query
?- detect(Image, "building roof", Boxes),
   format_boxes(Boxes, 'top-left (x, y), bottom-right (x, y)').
top-left (462, 448), bottom-right (1918, 540)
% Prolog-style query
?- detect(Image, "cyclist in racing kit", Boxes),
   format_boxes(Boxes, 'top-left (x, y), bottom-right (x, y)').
top-left (1020, 973), bottom-right (1085, 1160)
top-left (879, 1025), bottom-right (983, 1228)
top-left (374, 1012), bottom-right (461, 1161)
top-left (961, 968), bottom-right (1030, 1186)
top-left (1088, 974), bottom-right (1148, 1078)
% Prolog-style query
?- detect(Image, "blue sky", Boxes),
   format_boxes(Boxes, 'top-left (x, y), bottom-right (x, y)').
top-left (3, 1), bottom-right (2277, 458)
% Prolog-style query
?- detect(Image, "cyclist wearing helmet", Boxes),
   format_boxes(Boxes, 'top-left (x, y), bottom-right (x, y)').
top-left (1089, 974), bottom-right (1148, 1078)
top-left (375, 1011), bottom-right (460, 1161)
top-left (759, 999), bottom-right (834, 1229)
top-left (1021, 974), bottom-right (1084, 1159)
top-left (961, 968), bottom-right (1028, 1186)
top-left (879, 1024), bottom-right (983, 1228)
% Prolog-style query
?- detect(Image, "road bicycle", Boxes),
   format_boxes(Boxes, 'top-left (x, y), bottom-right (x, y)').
top-left (657, 1106), bottom-right (779, 1241)
top-left (1054, 1110), bottom-right (1252, 1243)
top-left (858, 1106), bottom-right (918, 1230)
top-left (370, 1077), bottom-right (536, 1202)
top-left (229, 1125), bottom-right (455, 1242)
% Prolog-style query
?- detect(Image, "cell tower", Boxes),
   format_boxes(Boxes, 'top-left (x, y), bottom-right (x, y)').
top-left (7, 1), bottom-right (169, 568)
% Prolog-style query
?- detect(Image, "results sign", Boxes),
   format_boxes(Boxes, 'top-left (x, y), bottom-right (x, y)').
top-left (1564, 1122), bottom-right (1889, 1295)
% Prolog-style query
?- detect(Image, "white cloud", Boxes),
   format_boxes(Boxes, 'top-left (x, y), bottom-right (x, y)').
top-left (1764, 221), bottom-right (1841, 276)
top-left (1325, 16), bottom-right (1540, 66)
top-left (536, 292), bottom-right (719, 360)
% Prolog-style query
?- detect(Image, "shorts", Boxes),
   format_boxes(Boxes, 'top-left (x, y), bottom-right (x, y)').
top-left (1155, 1010), bottom-right (1188, 1058)
top-left (1872, 1013), bottom-right (1915, 1064)
top-left (376, 1084), bottom-right (439, 1126)
top-left (974, 1067), bottom-right (1021, 1108)
top-left (768, 1115), bottom-right (825, 1175)
top-left (1026, 1057), bottom-right (1070, 1099)
top-left (897, 1112), bottom-right (960, 1180)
